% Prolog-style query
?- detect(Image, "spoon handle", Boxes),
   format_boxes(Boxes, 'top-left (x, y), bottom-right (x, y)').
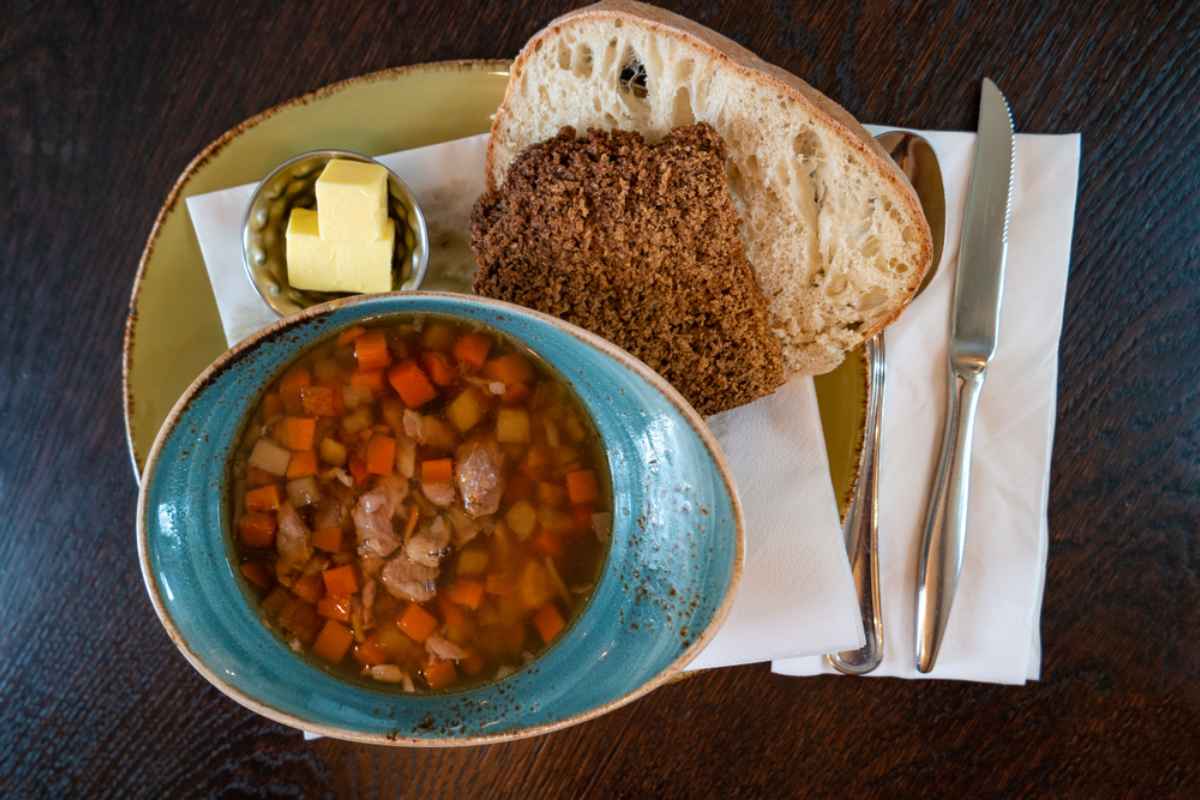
top-left (828, 334), bottom-right (885, 674)
top-left (914, 362), bottom-right (986, 673)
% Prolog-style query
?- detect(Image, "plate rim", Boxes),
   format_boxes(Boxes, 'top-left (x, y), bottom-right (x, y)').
top-left (122, 58), bottom-right (511, 479)
top-left (137, 289), bottom-right (746, 747)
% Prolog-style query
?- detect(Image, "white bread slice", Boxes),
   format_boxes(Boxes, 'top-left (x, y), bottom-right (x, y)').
top-left (487, 0), bottom-right (933, 375)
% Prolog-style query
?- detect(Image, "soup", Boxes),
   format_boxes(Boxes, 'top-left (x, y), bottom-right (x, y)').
top-left (229, 316), bottom-right (611, 692)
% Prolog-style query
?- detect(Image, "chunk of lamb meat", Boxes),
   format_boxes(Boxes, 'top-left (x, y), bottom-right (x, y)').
top-left (425, 634), bottom-right (467, 662)
top-left (380, 553), bottom-right (439, 603)
top-left (405, 516), bottom-right (451, 568)
top-left (353, 475), bottom-right (409, 557)
top-left (455, 437), bottom-right (505, 517)
top-left (276, 502), bottom-right (313, 571)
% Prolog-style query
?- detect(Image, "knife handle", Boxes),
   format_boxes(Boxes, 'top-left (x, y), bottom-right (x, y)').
top-left (915, 362), bottom-right (985, 673)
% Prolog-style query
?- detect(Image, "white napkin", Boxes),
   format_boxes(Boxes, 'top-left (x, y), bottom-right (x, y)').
top-left (185, 134), bottom-right (864, 674)
top-left (773, 129), bottom-right (1081, 684)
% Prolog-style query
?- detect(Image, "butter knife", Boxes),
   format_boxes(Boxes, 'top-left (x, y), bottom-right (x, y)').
top-left (914, 78), bottom-right (1015, 674)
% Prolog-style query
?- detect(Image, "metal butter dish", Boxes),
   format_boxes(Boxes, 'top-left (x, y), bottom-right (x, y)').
top-left (241, 149), bottom-right (429, 316)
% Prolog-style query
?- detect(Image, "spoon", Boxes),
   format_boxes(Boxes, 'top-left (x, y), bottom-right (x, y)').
top-left (827, 131), bottom-right (945, 675)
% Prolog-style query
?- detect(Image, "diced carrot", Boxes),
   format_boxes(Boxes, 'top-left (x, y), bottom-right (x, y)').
top-left (461, 651), bottom-right (486, 676)
top-left (278, 366), bottom-right (312, 395)
top-left (348, 455), bottom-right (368, 486)
top-left (533, 603), bottom-right (566, 644)
top-left (312, 526), bottom-right (343, 553)
top-left (397, 603), bottom-right (439, 642)
top-left (452, 333), bottom-right (492, 369)
top-left (286, 450), bottom-right (317, 478)
top-left (352, 637), bottom-right (388, 666)
top-left (279, 417), bottom-right (317, 451)
top-left (337, 325), bottom-right (366, 346)
top-left (421, 351), bottom-right (458, 387)
top-left (245, 466), bottom-right (277, 488)
top-left (312, 620), bottom-right (354, 663)
top-left (571, 504), bottom-right (594, 533)
top-left (366, 435), bottom-right (396, 475)
top-left (350, 369), bottom-right (386, 397)
top-left (238, 513), bottom-right (276, 548)
top-left (485, 573), bottom-right (514, 596)
top-left (532, 530), bottom-right (563, 558)
top-left (484, 354), bottom-right (534, 386)
top-left (239, 561), bottom-right (273, 589)
top-left (438, 596), bottom-right (469, 628)
top-left (388, 361), bottom-right (437, 408)
top-left (420, 458), bottom-right (453, 483)
top-left (292, 574), bottom-right (324, 604)
top-left (501, 382), bottom-right (531, 406)
top-left (322, 565), bottom-right (358, 597)
top-left (446, 579), bottom-right (485, 610)
top-left (300, 385), bottom-right (338, 417)
top-left (537, 481), bottom-right (567, 508)
top-left (504, 473), bottom-right (535, 503)
top-left (422, 658), bottom-right (457, 690)
top-left (245, 484), bottom-right (281, 512)
top-left (317, 595), bottom-right (352, 623)
top-left (565, 469), bottom-right (600, 505)
top-left (355, 330), bottom-right (392, 370)
top-left (261, 392), bottom-right (283, 420)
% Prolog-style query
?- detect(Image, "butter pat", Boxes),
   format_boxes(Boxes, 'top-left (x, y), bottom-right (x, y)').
top-left (314, 159), bottom-right (390, 241)
top-left (286, 208), bottom-right (394, 294)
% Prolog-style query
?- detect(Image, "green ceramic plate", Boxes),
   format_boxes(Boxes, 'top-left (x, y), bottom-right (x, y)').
top-left (121, 59), bottom-right (865, 515)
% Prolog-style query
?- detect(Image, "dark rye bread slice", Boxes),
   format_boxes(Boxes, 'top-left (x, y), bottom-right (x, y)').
top-left (471, 123), bottom-right (785, 415)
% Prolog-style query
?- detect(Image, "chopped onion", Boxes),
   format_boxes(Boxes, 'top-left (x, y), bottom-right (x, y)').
top-left (248, 438), bottom-right (291, 476)
top-left (368, 664), bottom-right (408, 684)
top-left (396, 436), bottom-right (416, 478)
top-left (286, 476), bottom-right (321, 507)
top-left (545, 557), bottom-right (570, 605)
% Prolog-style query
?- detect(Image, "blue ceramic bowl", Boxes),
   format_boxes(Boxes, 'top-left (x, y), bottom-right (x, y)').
top-left (137, 292), bottom-right (744, 746)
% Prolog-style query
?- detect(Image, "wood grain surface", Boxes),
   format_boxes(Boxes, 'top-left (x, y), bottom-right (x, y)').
top-left (2, 0), bottom-right (1198, 797)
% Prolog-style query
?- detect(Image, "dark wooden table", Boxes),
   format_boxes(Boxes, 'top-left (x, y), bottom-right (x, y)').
top-left (3, 1), bottom-right (1198, 796)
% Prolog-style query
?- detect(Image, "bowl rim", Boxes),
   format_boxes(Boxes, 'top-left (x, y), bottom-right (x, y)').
top-left (136, 290), bottom-right (746, 747)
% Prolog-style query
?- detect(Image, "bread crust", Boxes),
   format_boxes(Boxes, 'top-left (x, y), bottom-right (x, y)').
top-left (486, 0), bottom-right (933, 373)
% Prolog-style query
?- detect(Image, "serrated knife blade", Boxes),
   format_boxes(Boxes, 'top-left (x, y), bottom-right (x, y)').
top-left (914, 78), bottom-right (1015, 674)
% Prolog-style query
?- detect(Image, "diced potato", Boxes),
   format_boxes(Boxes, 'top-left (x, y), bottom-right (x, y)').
top-left (421, 322), bottom-right (456, 351)
top-left (497, 408), bottom-right (531, 444)
top-left (249, 438), bottom-right (292, 476)
top-left (446, 387), bottom-right (487, 433)
top-left (457, 548), bottom-right (490, 576)
top-left (542, 418), bottom-right (561, 448)
top-left (518, 560), bottom-right (553, 610)
top-left (319, 437), bottom-right (347, 466)
top-left (396, 436), bottom-right (416, 478)
top-left (420, 415), bottom-right (458, 452)
top-left (538, 507), bottom-right (573, 534)
top-left (341, 406), bottom-right (372, 435)
top-left (563, 412), bottom-right (587, 443)
top-left (313, 357), bottom-right (341, 383)
top-left (505, 500), bottom-right (538, 539)
top-left (287, 476), bottom-right (321, 507)
top-left (380, 397), bottom-right (405, 432)
top-left (554, 446), bottom-right (580, 467)
top-left (537, 481), bottom-right (567, 508)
